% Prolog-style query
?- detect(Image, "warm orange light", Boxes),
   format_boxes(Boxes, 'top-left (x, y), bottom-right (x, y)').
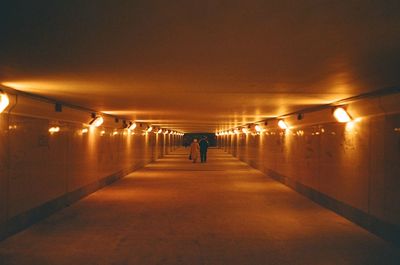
top-left (128, 122), bottom-right (137, 130)
top-left (333, 107), bottom-right (352, 123)
top-left (100, 130), bottom-right (106, 136)
top-left (49, 126), bottom-right (60, 134)
top-left (157, 128), bottom-right (163, 134)
top-left (242, 128), bottom-right (249, 134)
top-left (81, 128), bottom-right (88, 134)
top-left (0, 92), bottom-right (10, 113)
top-left (255, 125), bottom-right (262, 132)
top-left (90, 116), bottom-right (104, 127)
top-left (146, 126), bottom-right (153, 133)
top-left (278, 120), bottom-right (288, 130)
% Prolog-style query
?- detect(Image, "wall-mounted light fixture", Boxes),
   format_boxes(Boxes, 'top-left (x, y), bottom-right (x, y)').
top-left (242, 127), bottom-right (249, 134)
top-left (234, 128), bottom-right (240, 134)
top-left (81, 128), bottom-right (88, 134)
top-left (255, 125), bottom-right (262, 132)
top-left (49, 126), bottom-right (60, 134)
top-left (146, 126), bottom-right (153, 133)
top-left (164, 130), bottom-right (169, 134)
top-left (333, 107), bottom-right (352, 123)
top-left (278, 120), bottom-right (289, 130)
top-left (128, 122), bottom-right (137, 130)
top-left (90, 115), bottom-right (104, 127)
top-left (55, 102), bottom-right (62, 112)
top-left (297, 113), bottom-right (304, 120)
top-left (0, 91), bottom-right (10, 113)
top-left (157, 128), bottom-right (163, 134)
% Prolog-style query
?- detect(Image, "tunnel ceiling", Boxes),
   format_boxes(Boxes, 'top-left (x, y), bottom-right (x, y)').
top-left (1, 1), bottom-right (400, 132)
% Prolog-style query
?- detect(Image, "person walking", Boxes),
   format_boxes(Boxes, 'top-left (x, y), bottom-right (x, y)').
top-left (199, 136), bottom-right (209, 163)
top-left (189, 139), bottom-right (200, 163)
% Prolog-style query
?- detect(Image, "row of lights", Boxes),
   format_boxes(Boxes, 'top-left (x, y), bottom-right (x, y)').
top-left (216, 106), bottom-right (353, 136)
top-left (47, 124), bottom-right (184, 136)
top-left (0, 91), bottom-right (184, 136)
top-left (87, 115), bottom-right (183, 135)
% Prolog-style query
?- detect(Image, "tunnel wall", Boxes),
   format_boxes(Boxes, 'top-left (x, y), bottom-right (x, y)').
top-left (218, 92), bottom-right (400, 244)
top-left (0, 94), bottom-right (182, 240)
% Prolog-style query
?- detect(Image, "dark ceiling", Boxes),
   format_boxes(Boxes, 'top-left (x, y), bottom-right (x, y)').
top-left (1, 1), bottom-right (400, 132)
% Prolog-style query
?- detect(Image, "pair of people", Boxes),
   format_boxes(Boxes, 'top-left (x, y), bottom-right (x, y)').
top-left (189, 137), bottom-right (209, 163)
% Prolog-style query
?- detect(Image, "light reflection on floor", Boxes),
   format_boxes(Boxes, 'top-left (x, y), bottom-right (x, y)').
top-left (0, 148), bottom-right (399, 265)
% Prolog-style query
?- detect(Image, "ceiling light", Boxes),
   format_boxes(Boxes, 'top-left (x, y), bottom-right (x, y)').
top-left (0, 92), bottom-right (10, 113)
top-left (255, 125), bottom-right (262, 132)
top-left (146, 126), bottom-right (153, 132)
top-left (234, 129), bottom-right (240, 134)
top-left (90, 116), bottom-right (104, 127)
top-left (278, 120), bottom-right (289, 130)
top-left (157, 128), bottom-right (163, 134)
top-left (242, 128), bottom-right (249, 134)
top-left (333, 107), bottom-right (352, 123)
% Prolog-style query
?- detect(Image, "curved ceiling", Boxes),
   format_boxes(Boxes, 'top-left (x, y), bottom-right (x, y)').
top-left (1, 1), bottom-right (400, 132)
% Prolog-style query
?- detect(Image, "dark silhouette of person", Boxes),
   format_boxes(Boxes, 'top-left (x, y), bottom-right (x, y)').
top-left (199, 136), bottom-right (209, 163)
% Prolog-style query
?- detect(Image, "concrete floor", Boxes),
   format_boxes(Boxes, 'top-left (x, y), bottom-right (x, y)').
top-left (0, 148), bottom-right (399, 265)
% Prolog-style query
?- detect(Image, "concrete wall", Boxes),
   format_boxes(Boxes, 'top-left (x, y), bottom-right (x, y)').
top-left (0, 93), bottom-right (182, 240)
top-left (218, 92), bottom-right (400, 244)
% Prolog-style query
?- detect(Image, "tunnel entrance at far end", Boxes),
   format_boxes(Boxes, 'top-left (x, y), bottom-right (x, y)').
top-left (183, 133), bottom-right (217, 147)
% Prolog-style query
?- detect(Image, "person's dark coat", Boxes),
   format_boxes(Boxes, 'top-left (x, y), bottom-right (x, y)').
top-left (199, 139), bottom-right (209, 151)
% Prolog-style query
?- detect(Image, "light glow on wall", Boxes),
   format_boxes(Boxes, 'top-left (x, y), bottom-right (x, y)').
top-left (81, 128), bottom-right (88, 134)
top-left (333, 107), bottom-right (352, 123)
top-left (345, 118), bottom-right (362, 132)
top-left (0, 92), bottom-right (10, 113)
top-left (278, 120), bottom-right (289, 130)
